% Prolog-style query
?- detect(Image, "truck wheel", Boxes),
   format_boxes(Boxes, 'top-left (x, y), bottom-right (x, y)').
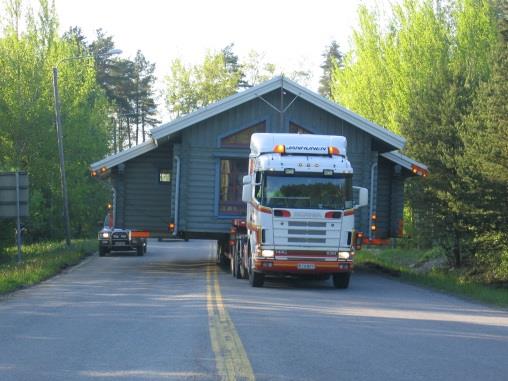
top-left (136, 244), bottom-right (144, 256)
top-left (216, 242), bottom-right (228, 268)
top-left (234, 253), bottom-right (242, 279)
top-left (99, 246), bottom-right (106, 257)
top-left (249, 270), bottom-right (264, 287)
top-left (231, 242), bottom-right (242, 279)
top-left (230, 250), bottom-right (236, 276)
top-left (332, 272), bottom-right (351, 289)
top-left (248, 254), bottom-right (264, 287)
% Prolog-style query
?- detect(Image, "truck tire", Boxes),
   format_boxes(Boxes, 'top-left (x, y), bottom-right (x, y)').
top-left (332, 272), bottom-right (351, 289)
top-left (136, 244), bottom-right (144, 256)
top-left (249, 270), bottom-right (264, 287)
top-left (230, 249), bottom-right (236, 276)
top-left (216, 242), bottom-right (228, 268)
top-left (99, 245), bottom-right (106, 257)
top-left (230, 241), bottom-right (242, 279)
top-left (248, 251), bottom-right (264, 287)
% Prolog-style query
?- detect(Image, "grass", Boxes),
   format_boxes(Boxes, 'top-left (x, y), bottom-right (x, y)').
top-left (0, 239), bottom-right (96, 295)
top-left (355, 247), bottom-right (508, 309)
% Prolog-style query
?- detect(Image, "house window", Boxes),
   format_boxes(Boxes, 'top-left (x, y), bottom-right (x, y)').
top-left (159, 169), bottom-right (171, 183)
top-left (220, 122), bottom-right (266, 148)
top-left (289, 122), bottom-right (313, 134)
top-left (219, 158), bottom-right (248, 216)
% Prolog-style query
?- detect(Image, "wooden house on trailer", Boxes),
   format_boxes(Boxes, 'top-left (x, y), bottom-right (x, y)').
top-left (90, 77), bottom-right (427, 242)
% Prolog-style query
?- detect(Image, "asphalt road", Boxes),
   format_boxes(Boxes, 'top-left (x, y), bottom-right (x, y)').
top-left (0, 240), bottom-right (507, 381)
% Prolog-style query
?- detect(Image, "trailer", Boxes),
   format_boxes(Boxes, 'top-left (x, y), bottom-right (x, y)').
top-left (90, 77), bottom-right (428, 268)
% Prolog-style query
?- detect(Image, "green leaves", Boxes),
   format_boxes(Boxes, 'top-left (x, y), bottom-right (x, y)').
top-left (0, 0), bottom-right (112, 241)
top-left (330, 0), bottom-right (505, 276)
top-left (165, 51), bottom-right (241, 117)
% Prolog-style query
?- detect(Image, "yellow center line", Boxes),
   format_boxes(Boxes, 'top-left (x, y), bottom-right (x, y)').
top-left (206, 264), bottom-right (255, 381)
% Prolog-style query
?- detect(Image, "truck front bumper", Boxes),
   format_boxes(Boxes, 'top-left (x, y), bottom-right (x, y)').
top-left (99, 238), bottom-right (145, 251)
top-left (253, 258), bottom-right (353, 274)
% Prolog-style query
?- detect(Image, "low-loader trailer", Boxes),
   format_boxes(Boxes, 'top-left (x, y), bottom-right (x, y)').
top-left (222, 133), bottom-right (368, 288)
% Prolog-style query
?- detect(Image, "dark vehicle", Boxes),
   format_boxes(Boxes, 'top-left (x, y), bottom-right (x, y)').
top-left (98, 213), bottom-right (148, 257)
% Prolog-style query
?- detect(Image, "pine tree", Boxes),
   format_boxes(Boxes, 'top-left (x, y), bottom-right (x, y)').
top-left (318, 40), bottom-right (343, 98)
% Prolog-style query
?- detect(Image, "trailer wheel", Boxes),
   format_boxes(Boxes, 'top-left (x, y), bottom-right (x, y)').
top-left (242, 240), bottom-right (250, 279)
top-left (216, 242), bottom-right (228, 268)
top-left (230, 249), bottom-right (236, 276)
top-left (332, 272), bottom-right (351, 289)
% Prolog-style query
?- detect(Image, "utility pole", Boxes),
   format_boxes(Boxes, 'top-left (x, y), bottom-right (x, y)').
top-left (52, 67), bottom-right (71, 246)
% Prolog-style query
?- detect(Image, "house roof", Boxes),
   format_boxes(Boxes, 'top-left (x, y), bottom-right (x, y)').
top-left (381, 151), bottom-right (429, 176)
top-left (90, 139), bottom-right (157, 172)
top-left (91, 76), bottom-right (406, 171)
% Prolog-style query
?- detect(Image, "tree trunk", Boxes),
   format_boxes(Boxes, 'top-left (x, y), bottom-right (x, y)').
top-left (453, 230), bottom-right (461, 267)
top-left (127, 117), bottom-right (132, 148)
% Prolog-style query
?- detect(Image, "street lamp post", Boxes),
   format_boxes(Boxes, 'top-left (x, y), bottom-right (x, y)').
top-left (52, 49), bottom-right (121, 246)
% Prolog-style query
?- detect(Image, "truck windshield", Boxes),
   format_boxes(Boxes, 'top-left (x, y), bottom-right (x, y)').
top-left (256, 172), bottom-right (353, 210)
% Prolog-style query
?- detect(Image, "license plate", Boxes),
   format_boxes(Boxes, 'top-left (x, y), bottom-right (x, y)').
top-left (297, 263), bottom-right (315, 270)
top-left (113, 241), bottom-right (125, 246)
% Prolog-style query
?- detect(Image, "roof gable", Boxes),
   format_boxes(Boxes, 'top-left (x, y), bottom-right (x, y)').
top-left (91, 76), bottom-right (405, 171)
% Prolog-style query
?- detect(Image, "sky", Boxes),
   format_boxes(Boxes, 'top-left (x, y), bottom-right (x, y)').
top-left (45, 0), bottom-right (389, 120)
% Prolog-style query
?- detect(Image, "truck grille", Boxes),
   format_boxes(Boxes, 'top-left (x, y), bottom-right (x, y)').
top-left (274, 219), bottom-right (341, 248)
top-left (288, 237), bottom-right (326, 243)
top-left (112, 232), bottom-right (128, 239)
top-left (288, 221), bottom-right (326, 228)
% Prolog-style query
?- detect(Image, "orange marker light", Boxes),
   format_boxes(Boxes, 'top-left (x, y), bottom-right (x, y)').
top-left (100, 167), bottom-right (108, 173)
top-left (91, 171), bottom-right (97, 177)
top-left (273, 144), bottom-right (285, 154)
top-left (328, 146), bottom-right (340, 156)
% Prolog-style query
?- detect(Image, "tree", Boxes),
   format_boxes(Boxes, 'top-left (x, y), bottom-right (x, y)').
top-left (165, 50), bottom-right (241, 117)
top-left (133, 50), bottom-right (159, 144)
top-left (0, 0), bottom-right (112, 241)
top-left (330, 0), bottom-right (500, 268)
top-left (457, 11), bottom-right (508, 280)
top-left (240, 50), bottom-right (277, 88)
top-left (318, 40), bottom-right (343, 98)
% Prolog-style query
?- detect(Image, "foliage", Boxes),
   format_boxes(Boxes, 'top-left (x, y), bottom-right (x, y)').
top-left (165, 49), bottom-right (242, 117)
top-left (88, 30), bottom-right (159, 151)
top-left (0, 239), bottom-right (95, 294)
top-left (356, 248), bottom-right (508, 308)
top-left (318, 40), bottom-right (343, 98)
top-left (0, 0), bottom-right (111, 241)
top-left (164, 45), bottom-right (312, 117)
top-left (331, 0), bottom-right (505, 277)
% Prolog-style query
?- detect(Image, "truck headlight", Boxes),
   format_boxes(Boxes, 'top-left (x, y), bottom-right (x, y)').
top-left (101, 232), bottom-right (110, 239)
top-left (338, 251), bottom-right (350, 259)
top-left (261, 249), bottom-right (274, 258)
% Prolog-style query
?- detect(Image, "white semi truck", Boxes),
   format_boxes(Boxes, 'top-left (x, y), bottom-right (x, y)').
top-left (224, 133), bottom-right (368, 288)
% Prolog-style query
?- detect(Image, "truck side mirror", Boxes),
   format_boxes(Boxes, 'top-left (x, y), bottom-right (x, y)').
top-left (242, 175), bottom-right (251, 185)
top-left (353, 187), bottom-right (368, 209)
top-left (242, 183), bottom-right (252, 203)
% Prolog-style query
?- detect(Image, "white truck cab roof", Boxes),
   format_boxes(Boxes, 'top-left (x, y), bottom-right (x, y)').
top-left (250, 133), bottom-right (347, 158)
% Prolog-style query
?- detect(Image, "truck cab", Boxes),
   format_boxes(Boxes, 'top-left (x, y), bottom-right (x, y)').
top-left (239, 133), bottom-right (368, 288)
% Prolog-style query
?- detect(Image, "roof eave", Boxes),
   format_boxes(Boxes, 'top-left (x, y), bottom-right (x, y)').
top-left (151, 77), bottom-right (283, 140)
top-left (90, 139), bottom-right (158, 171)
top-left (282, 80), bottom-right (405, 150)
top-left (381, 151), bottom-right (428, 173)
